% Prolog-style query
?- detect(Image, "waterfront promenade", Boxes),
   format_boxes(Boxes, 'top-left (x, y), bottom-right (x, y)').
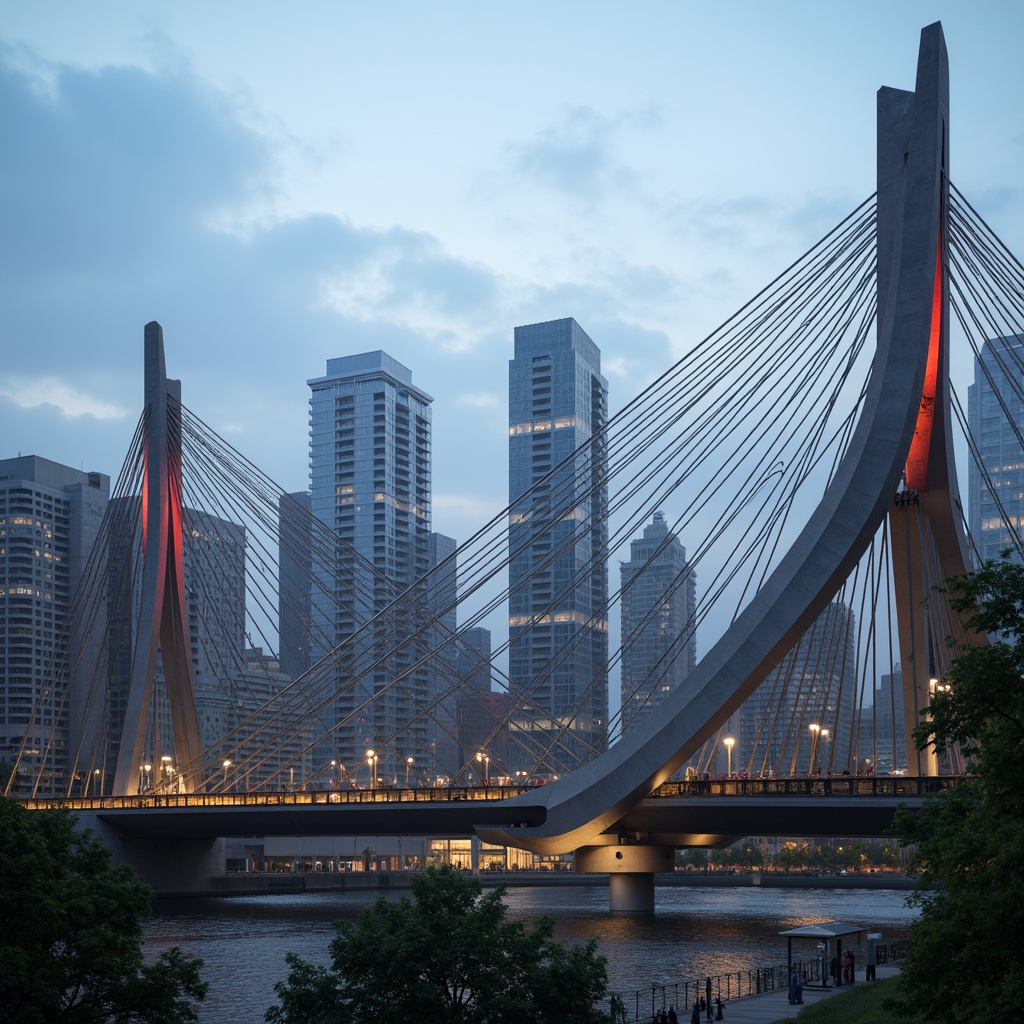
top-left (712, 962), bottom-right (901, 1024)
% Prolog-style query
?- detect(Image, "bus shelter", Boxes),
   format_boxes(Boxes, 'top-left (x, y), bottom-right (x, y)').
top-left (779, 922), bottom-right (863, 987)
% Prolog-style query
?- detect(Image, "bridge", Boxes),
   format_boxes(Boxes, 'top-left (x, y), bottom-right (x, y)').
top-left (23, 775), bottom-right (945, 843)
top-left (7, 23), bottom-right (1023, 909)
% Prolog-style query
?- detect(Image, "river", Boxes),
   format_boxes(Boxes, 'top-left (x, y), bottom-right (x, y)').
top-left (143, 883), bottom-right (917, 1023)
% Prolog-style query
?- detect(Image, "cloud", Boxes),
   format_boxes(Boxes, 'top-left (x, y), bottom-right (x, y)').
top-left (507, 105), bottom-right (659, 201)
top-left (0, 376), bottom-right (130, 420)
top-left (0, 44), bottom-right (522, 497)
top-left (457, 392), bottom-right (501, 409)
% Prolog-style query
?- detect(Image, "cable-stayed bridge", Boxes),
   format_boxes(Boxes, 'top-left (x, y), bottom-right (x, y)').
top-left (8, 23), bottom-right (1023, 906)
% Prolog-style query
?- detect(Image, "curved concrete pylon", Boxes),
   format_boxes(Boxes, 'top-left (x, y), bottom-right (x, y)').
top-left (478, 23), bottom-right (952, 855)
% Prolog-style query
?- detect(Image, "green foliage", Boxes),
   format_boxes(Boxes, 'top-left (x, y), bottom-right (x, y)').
top-left (677, 847), bottom-right (708, 869)
top-left (891, 554), bottom-right (1024, 1024)
top-left (0, 798), bottom-right (206, 1024)
top-left (767, 977), bottom-right (920, 1024)
top-left (266, 864), bottom-right (610, 1024)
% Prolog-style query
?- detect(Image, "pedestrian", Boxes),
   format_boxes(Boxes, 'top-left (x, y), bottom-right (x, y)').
top-left (668, 1007), bottom-right (679, 1024)
top-left (844, 950), bottom-right (855, 983)
top-left (788, 965), bottom-right (798, 1005)
top-left (830, 954), bottom-right (839, 986)
top-left (705, 977), bottom-right (713, 1020)
top-left (690, 999), bottom-right (701, 1024)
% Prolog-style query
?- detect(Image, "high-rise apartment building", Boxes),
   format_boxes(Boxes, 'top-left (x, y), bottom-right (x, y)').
top-left (619, 512), bottom-right (696, 737)
top-left (308, 352), bottom-right (433, 784)
top-left (968, 334), bottom-right (1024, 563)
top-left (0, 456), bottom-right (109, 796)
top-left (508, 318), bottom-right (609, 775)
top-left (738, 601), bottom-right (856, 776)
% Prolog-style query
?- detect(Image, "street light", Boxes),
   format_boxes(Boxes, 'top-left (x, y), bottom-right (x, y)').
top-left (808, 723), bottom-right (821, 775)
top-left (820, 728), bottom-right (830, 774)
top-left (724, 736), bottom-right (735, 776)
top-left (222, 759), bottom-right (232, 788)
top-left (93, 768), bottom-right (102, 796)
top-left (405, 756), bottom-right (414, 787)
top-left (476, 751), bottom-right (490, 786)
top-left (366, 749), bottom-right (377, 790)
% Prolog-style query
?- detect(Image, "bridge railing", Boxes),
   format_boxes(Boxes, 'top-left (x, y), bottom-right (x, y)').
top-left (17, 775), bottom-right (959, 812)
top-left (18, 784), bottom-right (538, 812)
top-left (651, 776), bottom-right (959, 799)
top-left (611, 941), bottom-right (909, 1022)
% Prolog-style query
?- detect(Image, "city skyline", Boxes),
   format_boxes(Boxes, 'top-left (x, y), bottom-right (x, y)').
top-left (2, 5), bottom-right (1021, 556)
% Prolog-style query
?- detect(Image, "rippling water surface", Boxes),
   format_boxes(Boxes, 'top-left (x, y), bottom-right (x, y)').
top-left (143, 884), bottom-right (917, 1023)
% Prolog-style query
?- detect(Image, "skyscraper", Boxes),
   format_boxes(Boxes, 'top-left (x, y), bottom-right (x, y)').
top-left (619, 512), bottom-right (696, 737)
top-left (738, 600), bottom-right (857, 776)
top-left (968, 334), bottom-right (1024, 563)
top-left (0, 456), bottom-right (109, 796)
top-left (508, 318), bottom-right (609, 775)
top-left (308, 352), bottom-right (433, 784)
top-left (427, 531), bottom-right (459, 778)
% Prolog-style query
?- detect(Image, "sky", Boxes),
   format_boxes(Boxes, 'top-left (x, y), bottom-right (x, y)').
top-left (2, 0), bottom-right (1022, 553)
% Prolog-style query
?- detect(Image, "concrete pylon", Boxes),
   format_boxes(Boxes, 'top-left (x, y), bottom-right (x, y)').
top-left (476, 23), bottom-right (976, 868)
top-left (877, 26), bottom-right (976, 775)
top-left (111, 323), bottom-right (204, 795)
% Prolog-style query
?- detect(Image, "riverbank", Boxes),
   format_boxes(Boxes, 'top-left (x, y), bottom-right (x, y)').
top-left (198, 869), bottom-right (919, 898)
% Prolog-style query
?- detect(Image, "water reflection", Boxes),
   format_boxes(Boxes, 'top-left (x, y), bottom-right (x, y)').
top-left (144, 885), bottom-right (917, 1024)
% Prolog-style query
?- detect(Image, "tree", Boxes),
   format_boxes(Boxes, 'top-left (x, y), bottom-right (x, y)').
top-left (892, 554), bottom-right (1024, 1024)
top-left (0, 798), bottom-right (207, 1024)
top-left (266, 865), bottom-right (610, 1024)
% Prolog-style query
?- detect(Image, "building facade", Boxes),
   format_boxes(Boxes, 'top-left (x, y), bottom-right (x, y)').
top-left (738, 601), bottom-right (857, 777)
top-left (0, 456), bottom-right (109, 796)
top-left (308, 352), bottom-right (433, 784)
top-left (968, 333), bottom-right (1024, 563)
top-left (508, 318), bottom-right (609, 775)
top-left (619, 512), bottom-right (697, 737)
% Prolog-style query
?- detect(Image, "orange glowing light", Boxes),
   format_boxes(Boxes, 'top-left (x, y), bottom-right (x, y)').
top-left (904, 235), bottom-right (943, 491)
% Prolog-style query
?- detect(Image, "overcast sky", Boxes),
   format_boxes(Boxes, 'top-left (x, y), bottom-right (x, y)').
top-left (2, 1), bottom-right (1022, 549)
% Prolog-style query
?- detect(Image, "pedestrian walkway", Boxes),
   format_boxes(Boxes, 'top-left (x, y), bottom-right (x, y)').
top-left (706, 963), bottom-right (900, 1024)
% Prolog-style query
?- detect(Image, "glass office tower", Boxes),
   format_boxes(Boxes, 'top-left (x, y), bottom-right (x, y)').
top-left (619, 512), bottom-right (696, 737)
top-left (508, 318), bottom-right (609, 775)
top-left (968, 334), bottom-right (1024, 563)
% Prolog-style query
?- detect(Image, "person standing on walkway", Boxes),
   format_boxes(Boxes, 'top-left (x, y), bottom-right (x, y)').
top-left (668, 1007), bottom-right (679, 1024)
top-left (705, 978), bottom-right (713, 1021)
top-left (690, 998), bottom-right (701, 1024)
top-left (789, 966), bottom-right (804, 1004)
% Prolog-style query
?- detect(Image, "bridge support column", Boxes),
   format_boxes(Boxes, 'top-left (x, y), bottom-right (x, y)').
top-left (574, 844), bottom-right (675, 913)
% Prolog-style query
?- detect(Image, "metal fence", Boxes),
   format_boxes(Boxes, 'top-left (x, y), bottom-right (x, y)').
top-left (609, 941), bottom-right (908, 1022)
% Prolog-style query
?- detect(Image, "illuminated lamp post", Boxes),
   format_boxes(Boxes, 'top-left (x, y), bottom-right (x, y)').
top-left (367, 749), bottom-right (377, 790)
top-left (820, 728), bottom-right (830, 774)
top-left (222, 759), bottom-right (232, 788)
top-left (477, 751), bottom-right (490, 786)
top-left (808, 723), bottom-right (821, 775)
top-left (405, 756), bottom-right (414, 787)
top-left (724, 736), bottom-right (735, 777)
